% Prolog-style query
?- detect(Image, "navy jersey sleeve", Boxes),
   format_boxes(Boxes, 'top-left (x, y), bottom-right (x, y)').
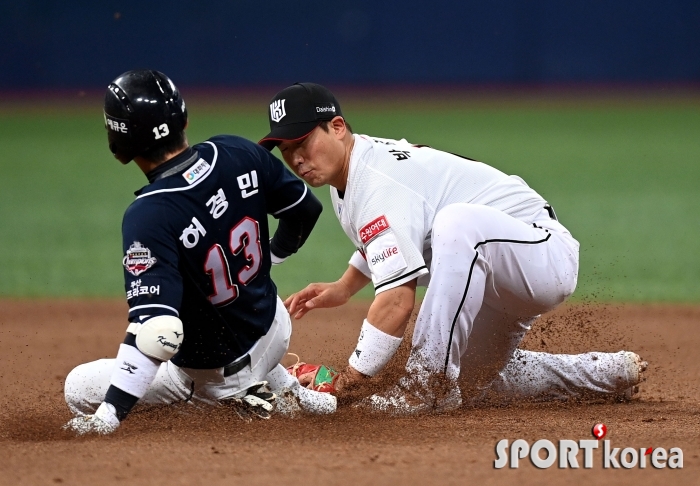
top-left (121, 200), bottom-right (183, 321)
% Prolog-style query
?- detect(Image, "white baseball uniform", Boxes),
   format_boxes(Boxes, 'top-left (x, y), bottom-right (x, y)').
top-left (333, 134), bottom-right (638, 402)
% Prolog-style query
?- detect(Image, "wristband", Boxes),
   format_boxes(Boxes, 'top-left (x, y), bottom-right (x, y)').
top-left (110, 343), bottom-right (160, 398)
top-left (348, 319), bottom-right (402, 377)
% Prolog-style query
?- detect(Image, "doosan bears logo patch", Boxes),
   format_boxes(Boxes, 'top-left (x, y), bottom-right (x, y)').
top-left (359, 215), bottom-right (390, 244)
top-left (123, 241), bottom-right (157, 276)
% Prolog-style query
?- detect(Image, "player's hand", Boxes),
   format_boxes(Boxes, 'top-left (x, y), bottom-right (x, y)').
top-left (221, 382), bottom-right (276, 422)
top-left (62, 402), bottom-right (120, 436)
top-left (334, 366), bottom-right (368, 391)
top-left (284, 281), bottom-right (352, 319)
top-left (333, 366), bottom-right (371, 403)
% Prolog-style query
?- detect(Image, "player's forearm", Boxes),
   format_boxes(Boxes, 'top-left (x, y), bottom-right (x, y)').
top-left (366, 281), bottom-right (417, 338)
top-left (270, 190), bottom-right (323, 258)
top-left (105, 340), bottom-right (161, 420)
top-left (342, 281), bottom-right (417, 384)
top-left (104, 316), bottom-right (183, 421)
top-left (338, 264), bottom-right (372, 298)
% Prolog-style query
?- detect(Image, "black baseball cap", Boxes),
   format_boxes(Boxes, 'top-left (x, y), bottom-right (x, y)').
top-left (259, 82), bottom-right (343, 150)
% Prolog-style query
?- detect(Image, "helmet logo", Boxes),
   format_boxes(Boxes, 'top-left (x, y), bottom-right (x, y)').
top-left (153, 123), bottom-right (170, 140)
top-left (105, 113), bottom-right (129, 134)
top-left (270, 99), bottom-right (286, 123)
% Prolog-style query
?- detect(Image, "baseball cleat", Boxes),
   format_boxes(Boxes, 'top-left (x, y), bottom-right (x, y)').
top-left (360, 386), bottom-right (432, 415)
top-left (358, 378), bottom-right (462, 416)
top-left (274, 388), bottom-right (303, 417)
top-left (273, 384), bottom-right (337, 416)
top-left (619, 352), bottom-right (648, 400)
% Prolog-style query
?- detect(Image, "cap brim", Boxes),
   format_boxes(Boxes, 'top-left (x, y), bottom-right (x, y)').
top-left (258, 120), bottom-right (321, 150)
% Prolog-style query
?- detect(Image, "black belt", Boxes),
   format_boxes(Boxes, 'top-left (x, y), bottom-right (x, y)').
top-left (544, 205), bottom-right (558, 221)
top-left (223, 354), bottom-right (251, 377)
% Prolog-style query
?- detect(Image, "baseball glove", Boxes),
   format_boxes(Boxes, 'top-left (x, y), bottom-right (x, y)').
top-left (287, 354), bottom-right (339, 393)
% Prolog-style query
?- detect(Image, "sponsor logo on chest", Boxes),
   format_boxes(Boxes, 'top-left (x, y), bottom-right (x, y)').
top-left (359, 215), bottom-right (390, 244)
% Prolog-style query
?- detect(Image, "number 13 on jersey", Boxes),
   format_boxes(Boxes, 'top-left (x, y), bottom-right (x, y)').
top-left (204, 217), bottom-right (262, 306)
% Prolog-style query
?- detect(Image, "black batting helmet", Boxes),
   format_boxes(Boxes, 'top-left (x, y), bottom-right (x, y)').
top-left (103, 70), bottom-right (188, 164)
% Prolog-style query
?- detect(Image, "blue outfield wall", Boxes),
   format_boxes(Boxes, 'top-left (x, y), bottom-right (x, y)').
top-left (1, 1), bottom-right (699, 89)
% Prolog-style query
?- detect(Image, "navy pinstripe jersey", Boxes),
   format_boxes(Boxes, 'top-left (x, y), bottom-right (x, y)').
top-left (121, 135), bottom-right (306, 369)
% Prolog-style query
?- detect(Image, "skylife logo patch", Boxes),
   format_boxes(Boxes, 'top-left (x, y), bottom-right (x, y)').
top-left (370, 246), bottom-right (399, 266)
top-left (365, 230), bottom-right (407, 280)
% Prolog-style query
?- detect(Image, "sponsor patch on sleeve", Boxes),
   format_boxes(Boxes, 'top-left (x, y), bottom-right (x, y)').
top-left (366, 231), bottom-right (407, 280)
top-left (123, 241), bottom-right (157, 276)
top-left (359, 215), bottom-right (390, 245)
top-left (125, 278), bottom-right (161, 300)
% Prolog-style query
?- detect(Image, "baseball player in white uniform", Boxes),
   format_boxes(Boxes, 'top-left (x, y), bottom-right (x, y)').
top-left (259, 83), bottom-right (647, 414)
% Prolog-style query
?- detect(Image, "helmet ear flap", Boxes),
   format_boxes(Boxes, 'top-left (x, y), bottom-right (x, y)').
top-left (109, 141), bottom-right (134, 164)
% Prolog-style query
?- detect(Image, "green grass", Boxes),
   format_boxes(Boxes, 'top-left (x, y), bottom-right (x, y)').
top-left (1, 96), bottom-right (698, 301)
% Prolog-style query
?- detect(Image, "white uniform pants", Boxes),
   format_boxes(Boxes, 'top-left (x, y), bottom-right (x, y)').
top-left (408, 204), bottom-right (634, 401)
top-left (65, 297), bottom-right (297, 415)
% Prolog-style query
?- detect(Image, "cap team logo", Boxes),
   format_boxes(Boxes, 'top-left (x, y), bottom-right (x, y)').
top-left (270, 99), bottom-right (286, 122)
top-left (123, 241), bottom-right (157, 276)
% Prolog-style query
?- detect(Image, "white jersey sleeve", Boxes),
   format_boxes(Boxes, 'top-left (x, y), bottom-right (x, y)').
top-left (348, 249), bottom-right (371, 278)
top-left (336, 134), bottom-right (550, 295)
top-left (349, 168), bottom-right (430, 294)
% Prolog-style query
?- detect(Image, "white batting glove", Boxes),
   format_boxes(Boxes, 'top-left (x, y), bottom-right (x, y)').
top-left (63, 402), bottom-right (120, 436)
top-left (221, 382), bottom-right (276, 421)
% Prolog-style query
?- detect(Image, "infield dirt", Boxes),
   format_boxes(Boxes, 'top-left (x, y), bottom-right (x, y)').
top-left (1, 300), bottom-right (698, 485)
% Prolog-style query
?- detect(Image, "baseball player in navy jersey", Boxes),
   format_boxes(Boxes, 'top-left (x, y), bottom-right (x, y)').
top-left (259, 83), bottom-right (648, 414)
top-left (63, 71), bottom-right (335, 435)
